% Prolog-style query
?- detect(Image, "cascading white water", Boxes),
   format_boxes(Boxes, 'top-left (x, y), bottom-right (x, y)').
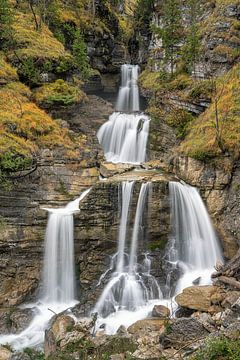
top-left (42, 189), bottom-right (90, 304)
top-left (0, 189), bottom-right (91, 350)
top-left (97, 64), bottom-right (150, 164)
top-left (169, 182), bottom-right (223, 293)
top-left (116, 64), bottom-right (140, 112)
top-left (94, 182), bottom-right (162, 334)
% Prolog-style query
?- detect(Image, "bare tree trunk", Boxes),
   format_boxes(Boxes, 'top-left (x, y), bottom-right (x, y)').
top-left (29, 0), bottom-right (40, 31)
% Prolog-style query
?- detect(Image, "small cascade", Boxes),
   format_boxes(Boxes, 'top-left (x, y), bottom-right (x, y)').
top-left (94, 182), bottom-right (162, 333)
top-left (0, 189), bottom-right (91, 350)
top-left (168, 182), bottom-right (223, 293)
top-left (116, 64), bottom-right (140, 112)
top-left (97, 64), bottom-right (150, 164)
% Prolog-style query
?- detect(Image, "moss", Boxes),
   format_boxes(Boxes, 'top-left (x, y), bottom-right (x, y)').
top-left (192, 336), bottom-right (240, 360)
top-left (181, 63), bottom-right (240, 160)
top-left (34, 79), bottom-right (87, 107)
top-left (148, 237), bottom-right (168, 251)
top-left (0, 53), bottom-right (18, 83)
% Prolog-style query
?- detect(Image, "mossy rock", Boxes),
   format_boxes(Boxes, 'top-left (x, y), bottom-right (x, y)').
top-left (34, 79), bottom-right (87, 108)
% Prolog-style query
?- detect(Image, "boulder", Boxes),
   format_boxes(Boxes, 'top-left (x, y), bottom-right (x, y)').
top-left (175, 285), bottom-right (223, 312)
top-left (128, 319), bottom-right (165, 336)
top-left (159, 318), bottom-right (209, 349)
top-left (152, 305), bottom-right (170, 318)
top-left (100, 162), bottom-right (134, 178)
top-left (0, 346), bottom-right (12, 360)
top-left (44, 314), bottom-right (75, 358)
top-left (51, 315), bottom-right (75, 342)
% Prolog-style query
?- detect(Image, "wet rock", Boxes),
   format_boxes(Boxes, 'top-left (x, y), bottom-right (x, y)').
top-left (100, 163), bottom-right (134, 178)
top-left (175, 285), bottom-right (223, 313)
top-left (51, 315), bottom-right (75, 342)
top-left (44, 314), bottom-right (75, 358)
top-left (159, 318), bottom-right (209, 349)
top-left (0, 308), bottom-right (35, 335)
top-left (152, 305), bottom-right (170, 318)
top-left (116, 325), bottom-right (128, 335)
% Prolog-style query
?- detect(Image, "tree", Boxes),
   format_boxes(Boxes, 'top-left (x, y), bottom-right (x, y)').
top-left (154, 0), bottom-right (183, 76)
top-left (72, 29), bottom-right (91, 79)
top-left (182, 0), bottom-right (201, 76)
top-left (0, 0), bottom-right (13, 48)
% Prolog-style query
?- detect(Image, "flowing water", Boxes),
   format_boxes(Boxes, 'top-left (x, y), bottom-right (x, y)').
top-left (116, 64), bottom-right (140, 112)
top-left (168, 181), bottom-right (223, 293)
top-left (97, 64), bottom-right (150, 164)
top-left (0, 65), bottom-right (224, 349)
top-left (94, 182), bottom-right (163, 334)
top-left (0, 189), bottom-right (91, 350)
top-left (94, 181), bottom-right (223, 334)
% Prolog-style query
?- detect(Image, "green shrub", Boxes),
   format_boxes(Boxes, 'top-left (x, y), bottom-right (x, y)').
top-left (166, 109), bottom-right (194, 139)
top-left (192, 336), bottom-right (240, 360)
top-left (34, 79), bottom-right (86, 107)
top-left (18, 57), bottom-right (41, 86)
top-left (23, 348), bottom-right (45, 360)
top-left (0, 151), bottom-right (32, 173)
top-left (72, 29), bottom-right (91, 79)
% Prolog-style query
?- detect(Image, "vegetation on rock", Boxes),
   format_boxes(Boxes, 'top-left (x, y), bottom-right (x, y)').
top-left (34, 79), bottom-right (87, 107)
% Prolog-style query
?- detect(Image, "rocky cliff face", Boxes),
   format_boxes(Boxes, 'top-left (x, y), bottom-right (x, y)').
top-left (0, 95), bottom-right (111, 307)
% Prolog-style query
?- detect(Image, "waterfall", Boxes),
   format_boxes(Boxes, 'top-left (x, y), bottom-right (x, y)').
top-left (42, 189), bottom-right (91, 303)
top-left (42, 213), bottom-right (75, 303)
top-left (116, 64), bottom-right (140, 112)
top-left (0, 189), bottom-right (91, 350)
top-left (169, 182), bottom-right (223, 293)
top-left (94, 182), bottom-right (162, 333)
top-left (97, 64), bottom-right (150, 164)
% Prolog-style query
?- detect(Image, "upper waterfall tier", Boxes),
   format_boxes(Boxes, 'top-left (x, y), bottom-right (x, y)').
top-left (116, 64), bottom-right (140, 113)
top-left (97, 64), bottom-right (150, 164)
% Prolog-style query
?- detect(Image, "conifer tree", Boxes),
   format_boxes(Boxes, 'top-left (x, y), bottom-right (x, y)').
top-left (72, 29), bottom-right (91, 79)
top-left (157, 0), bottom-right (183, 76)
top-left (183, 0), bottom-right (201, 75)
top-left (0, 0), bottom-right (13, 48)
